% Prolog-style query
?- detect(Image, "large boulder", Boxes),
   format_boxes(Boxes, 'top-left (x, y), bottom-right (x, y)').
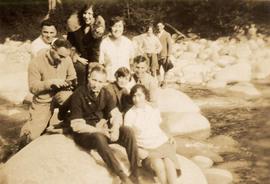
top-left (0, 135), bottom-right (208, 184)
top-left (203, 168), bottom-right (233, 184)
top-left (0, 135), bottom-right (114, 184)
top-left (180, 64), bottom-right (211, 85)
top-left (191, 155), bottom-right (214, 169)
top-left (252, 57), bottom-right (270, 79)
top-left (157, 88), bottom-right (200, 113)
top-left (161, 112), bottom-right (211, 140)
top-left (214, 63), bottom-right (252, 84)
top-left (0, 71), bottom-right (28, 104)
top-left (228, 82), bottom-right (261, 97)
top-left (175, 137), bottom-right (224, 163)
top-left (0, 41), bottom-right (31, 104)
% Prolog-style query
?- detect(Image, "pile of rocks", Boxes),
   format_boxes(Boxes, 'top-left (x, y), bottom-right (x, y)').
top-left (0, 39), bottom-right (31, 104)
top-left (167, 25), bottom-right (270, 96)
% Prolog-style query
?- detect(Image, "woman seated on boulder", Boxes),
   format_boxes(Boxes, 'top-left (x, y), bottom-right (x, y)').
top-left (124, 84), bottom-right (181, 184)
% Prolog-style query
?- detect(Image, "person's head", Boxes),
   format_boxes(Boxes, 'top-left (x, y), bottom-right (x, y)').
top-left (79, 3), bottom-right (95, 26)
top-left (50, 38), bottom-right (72, 65)
top-left (143, 22), bottom-right (154, 35)
top-left (133, 55), bottom-right (149, 78)
top-left (114, 67), bottom-right (131, 88)
top-left (157, 22), bottom-right (165, 32)
top-left (40, 19), bottom-right (57, 44)
top-left (130, 84), bottom-right (150, 107)
top-left (87, 64), bottom-right (107, 96)
top-left (92, 18), bottom-right (105, 38)
top-left (108, 16), bottom-right (125, 39)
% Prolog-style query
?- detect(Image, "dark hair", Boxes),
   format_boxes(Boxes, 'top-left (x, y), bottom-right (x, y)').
top-left (88, 63), bottom-right (107, 77)
top-left (108, 16), bottom-right (125, 32)
top-left (142, 21), bottom-right (154, 33)
top-left (130, 84), bottom-right (150, 102)
top-left (114, 67), bottom-right (130, 79)
top-left (133, 55), bottom-right (149, 66)
top-left (78, 3), bottom-right (95, 27)
top-left (41, 19), bottom-right (57, 30)
top-left (51, 38), bottom-right (72, 49)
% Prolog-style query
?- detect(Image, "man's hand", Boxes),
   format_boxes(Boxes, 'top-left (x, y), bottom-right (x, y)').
top-left (96, 127), bottom-right (111, 138)
top-left (96, 119), bottom-right (108, 129)
top-left (109, 127), bottom-right (120, 142)
top-left (169, 137), bottom-right (176, 145)
top-left (71, 51), bottom-right (88, 65)
top-left (50, 79), bottom-right (69, 89)
top-left (54, 91), bottom-right (72, 105)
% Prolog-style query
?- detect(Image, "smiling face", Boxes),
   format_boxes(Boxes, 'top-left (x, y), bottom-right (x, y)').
top-left (88, 71), bottom-right (107, 96)
top-left (83, 7), bottom-right (95, 25)
top-left (147, 26), bottom-right (153, 35)
top-left (134, 61), bottom-right (148, 78)
top-left (111, 20), bottom-right (124, 39)
top-left (132, 88), bottom-right (147, 108)
top-left (157, 23), bottom-right (164, 32)
top-left (116, 76), bottom-right (130, 89)
top-left (41, 25), bottom-right (57, 44)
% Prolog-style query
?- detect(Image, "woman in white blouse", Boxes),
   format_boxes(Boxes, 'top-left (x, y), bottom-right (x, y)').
top-left (124, 84), bottom-right (181, 184)
top-left (99, 16), bottom-right (134, 82)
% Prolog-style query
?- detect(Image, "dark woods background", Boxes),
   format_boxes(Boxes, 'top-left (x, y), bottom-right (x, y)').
top-left (0, 0), bottom-right (269, 42)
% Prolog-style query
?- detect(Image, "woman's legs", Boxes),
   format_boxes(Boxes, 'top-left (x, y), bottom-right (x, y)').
top-left (147, 157), bottom-right (167, 184)
top-left (164, 157), bottom-right (178, 184)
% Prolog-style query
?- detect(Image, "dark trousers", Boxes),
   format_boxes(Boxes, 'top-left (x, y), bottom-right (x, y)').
top-left (73, 126), bottom-right (138, 178)
top-left (158, 57), bottom-right (174, 74)
top-left (73, 62), bottom-right (88, 87)
top-left (146, 53), bottom-right (159, 77)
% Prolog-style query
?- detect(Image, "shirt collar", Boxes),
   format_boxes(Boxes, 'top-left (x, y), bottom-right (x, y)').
top-left (46, 49), bottom-right (59, 68)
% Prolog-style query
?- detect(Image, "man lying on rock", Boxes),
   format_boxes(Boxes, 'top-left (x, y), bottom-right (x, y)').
top-left (68, 64), bottom-right (139, 184)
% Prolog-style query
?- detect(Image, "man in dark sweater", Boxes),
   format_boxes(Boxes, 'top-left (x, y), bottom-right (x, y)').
top-left (69, 64), bottom-right (138, 184)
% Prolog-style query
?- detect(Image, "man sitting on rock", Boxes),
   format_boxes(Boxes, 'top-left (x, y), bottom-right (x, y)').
top-left (30, 19), bottom-right (58, 58)
top-left (20, 38), bottom-right (77, 142)
top-left (132, 55), bottom-right (159, 106)
top-left (68, 64), bottom-right (139, 184)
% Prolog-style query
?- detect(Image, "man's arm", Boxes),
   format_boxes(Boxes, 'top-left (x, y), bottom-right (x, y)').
top-left (98, 87), bottom-right (123, 141)
top-left (28, 60), bottom-right (52, 95)
top-left (166, 32), bottom-right (173, 56)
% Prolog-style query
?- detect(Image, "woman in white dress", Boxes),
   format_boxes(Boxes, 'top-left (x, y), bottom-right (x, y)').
top-left (124, 84), bottom-right (181, 184)
top-left (99, 16), bottom-right (134, 81)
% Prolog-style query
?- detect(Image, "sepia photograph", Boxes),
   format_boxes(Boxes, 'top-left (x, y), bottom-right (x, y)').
top-left (0, 0), bottom-right (269, 183)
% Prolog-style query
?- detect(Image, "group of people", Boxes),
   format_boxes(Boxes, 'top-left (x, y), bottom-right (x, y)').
top-left (15, 3), bottom-right (180, 184)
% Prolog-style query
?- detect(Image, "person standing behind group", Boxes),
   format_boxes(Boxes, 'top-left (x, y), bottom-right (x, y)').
top-left (30, 19), bottom-right (57, 58)
top-left (138, 23), bottom-right (162, 77)
top-left (157, 22), bottom-right (173, 78)
top-left (99, 16), bottom-right (134, 82)
top-left (67, 3), bottom-right (105, 86)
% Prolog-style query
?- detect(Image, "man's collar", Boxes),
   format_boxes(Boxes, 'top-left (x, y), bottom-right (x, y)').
top-left (46, 50), bottom-right (55, 66)
top-left (86, 84), bottom-right (99, 98)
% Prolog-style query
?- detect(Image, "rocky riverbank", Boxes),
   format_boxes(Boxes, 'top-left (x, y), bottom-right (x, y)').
top-left (0, 30), bottom-right (269, 183)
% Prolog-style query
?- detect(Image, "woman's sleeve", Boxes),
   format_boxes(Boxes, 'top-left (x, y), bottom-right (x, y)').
top-left (124, 110), bottom-right (133, 127)
top-left (99, 40), bottom-right (105, 65)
